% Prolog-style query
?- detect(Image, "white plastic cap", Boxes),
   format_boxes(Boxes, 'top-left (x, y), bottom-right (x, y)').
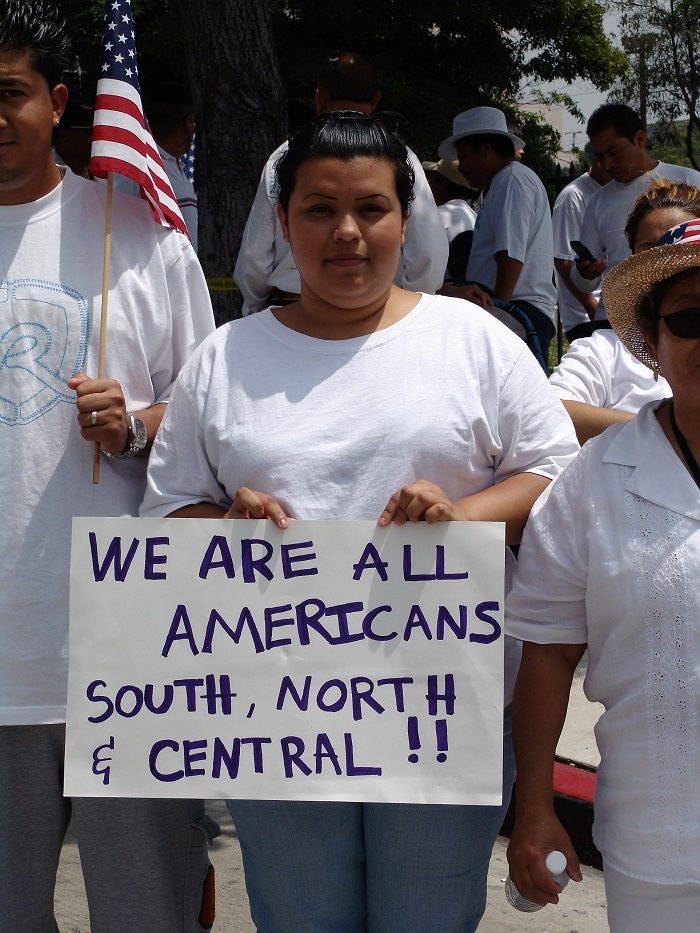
top-left (545, 851), bottom-right (567, 875)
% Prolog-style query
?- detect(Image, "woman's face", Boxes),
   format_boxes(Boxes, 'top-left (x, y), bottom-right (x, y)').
top-left (633, 207), bottom-right (697, 253)
top-left (645, 269), bottom-right (700, 406)
top-left (277, 156), bottom-right (406, 312)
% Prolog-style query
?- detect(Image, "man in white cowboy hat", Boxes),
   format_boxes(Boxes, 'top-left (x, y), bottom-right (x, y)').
top-left (439, 106), bottom-right (557, 357)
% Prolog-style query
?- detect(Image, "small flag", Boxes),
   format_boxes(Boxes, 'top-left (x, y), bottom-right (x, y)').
top-left (90, 0), bottom-right (188, 236)
top-left (181, 136), bottom-right (196, 187)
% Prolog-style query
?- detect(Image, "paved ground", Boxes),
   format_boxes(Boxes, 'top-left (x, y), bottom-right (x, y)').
top-left (56, 663), bottom-right (608, 931)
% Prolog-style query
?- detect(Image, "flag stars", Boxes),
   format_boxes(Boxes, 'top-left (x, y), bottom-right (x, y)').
top-left (125, 67), bottom-right (133, 77)
top-left (114, 53), bottom-right (124, 63)
top-left (122, 14), bottom-right (130, 23)
top-left (107, 20), bottom-right (117, 30)
top-left (105, 42), bottom-right (113, 51)
top-left (128, 49), bottom-right (135, 57)
top-left (111, 1), bottom-right (120, 8)
top-left (117, 33), bottom-right (127, 42)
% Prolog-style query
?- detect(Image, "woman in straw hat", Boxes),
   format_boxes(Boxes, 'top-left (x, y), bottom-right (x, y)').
top-left (505, 219), bottom-right (700, 930)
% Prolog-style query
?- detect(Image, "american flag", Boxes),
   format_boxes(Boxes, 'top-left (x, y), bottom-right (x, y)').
top-left (90, 0), bottom-right (188, 236)
top-left (181, 136), bottom-right (196, 186)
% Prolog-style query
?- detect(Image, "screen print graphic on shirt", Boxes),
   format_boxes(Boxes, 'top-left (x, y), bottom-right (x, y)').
top-left (0, 279), bottom-right (89, 425)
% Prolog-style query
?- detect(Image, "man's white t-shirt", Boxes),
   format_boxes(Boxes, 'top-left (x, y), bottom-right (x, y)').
top-left (579, 161), bottom-right (700, 318)
top-left (0, 169), bottom-right (214, 724)
top-left (552, 172), bottom-right (602, 331)
top-left (466, 161), bottom-right (556, 323)
top-left (549, 329), bottom-right (670, 412)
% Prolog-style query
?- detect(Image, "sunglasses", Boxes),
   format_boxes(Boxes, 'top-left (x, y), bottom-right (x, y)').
top-left (658, 308), bottom-right (700, 338)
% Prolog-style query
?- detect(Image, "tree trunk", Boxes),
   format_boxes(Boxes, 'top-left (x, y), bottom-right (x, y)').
top-left (178, 0), bottom-right (287, 324)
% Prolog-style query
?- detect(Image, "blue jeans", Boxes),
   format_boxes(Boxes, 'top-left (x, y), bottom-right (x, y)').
top-left (227, 707), bottom-right (514, 933)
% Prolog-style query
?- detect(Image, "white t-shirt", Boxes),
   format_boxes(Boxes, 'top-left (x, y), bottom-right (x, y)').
top-left (506, 403), bottom-right (700, 883)
top-left (233, 141), bottom-right (449, 314)
top-left (0, 169), bottom-right (215, 724)
top-left (466, 161), bottom-right (557, 323)
top-left (551, 172), bottom-right (602, 331)
top-left (549, 329), bottom-right (670, 411)
top-left (579, 161), bottom-right (700, 318)
top-left (438, 198), bottom-right (477, 242)
top-left (141, 293), bottom-right (580, 702)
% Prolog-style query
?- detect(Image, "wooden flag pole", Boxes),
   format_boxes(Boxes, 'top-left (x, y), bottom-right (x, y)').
top-left (92, 171), bottom-right (114, 484)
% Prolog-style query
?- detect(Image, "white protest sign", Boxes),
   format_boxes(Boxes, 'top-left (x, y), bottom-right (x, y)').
top-left (66, 518), bottom-right (505, 804)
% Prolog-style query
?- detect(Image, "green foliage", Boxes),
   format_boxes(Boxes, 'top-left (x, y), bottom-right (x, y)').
top-left (270, 0), bottom-right (626, 157)
top-left (58, 0), bottom-right (184, 100)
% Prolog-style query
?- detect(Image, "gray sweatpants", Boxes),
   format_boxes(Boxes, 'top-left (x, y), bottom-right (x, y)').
top-left (0, 724), bottom-right (219, 933)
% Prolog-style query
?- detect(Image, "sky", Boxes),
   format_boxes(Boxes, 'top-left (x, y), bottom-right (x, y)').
top-left (520, 9), bottom-right (621, 148)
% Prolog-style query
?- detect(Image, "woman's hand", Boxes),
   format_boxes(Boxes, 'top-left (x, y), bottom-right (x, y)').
top-left (378, 481), bottom-right (463, 526)
top-left (507, 812), bottom-right (581, 907)
top-left (225, 487), bottom-right (289, 529)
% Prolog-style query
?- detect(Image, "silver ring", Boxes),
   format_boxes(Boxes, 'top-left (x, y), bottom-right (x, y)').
top-left (90, 410), bottom-right (98, 427)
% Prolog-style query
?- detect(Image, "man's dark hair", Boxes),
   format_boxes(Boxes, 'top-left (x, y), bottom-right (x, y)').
top-left (316, 52), bottom-right (378, 104)
top-left (0, 1), bottom-right (69, 88)
top-left (144, 81), bottom-right (194, 135)
top-left (275, 111), bottom-right (415, 214)
top-left (587, 103), bottom-right (643, 141)
top-left (458, 133), bottom-right (515, 160)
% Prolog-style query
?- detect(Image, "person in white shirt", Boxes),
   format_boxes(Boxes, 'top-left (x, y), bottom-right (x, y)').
top-left (113, 81), bottom-right (199, 251)
top-left (233, 52), bottom-right (448, 315)
top-left (506, 217), bottom-right (700, 933)
top-left (574, 103), bottom-right (700, 315)
top-left (423, 157), bottom-right (478, 283)
top-left (552, 179), bottom-right (700, 442)
top-left (552, 157), bottom-right (610, 340)
top-left (438, 106), bottom-right (557, 358)
top-left (0, 5), bottom-right (216, 930)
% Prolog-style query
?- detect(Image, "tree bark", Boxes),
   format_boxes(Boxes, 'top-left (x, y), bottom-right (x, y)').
top-left (178, 0), bottom-right (287, 324)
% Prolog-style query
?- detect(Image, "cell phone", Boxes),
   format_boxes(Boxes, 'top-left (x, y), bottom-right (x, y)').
top-left (570, 240), bottom-right (595, 262)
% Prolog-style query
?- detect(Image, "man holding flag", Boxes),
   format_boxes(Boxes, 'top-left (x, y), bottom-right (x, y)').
top-left (0, 2), bottom-right (216, 930)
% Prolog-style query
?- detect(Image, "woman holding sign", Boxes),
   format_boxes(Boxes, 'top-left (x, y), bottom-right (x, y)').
top-left (141, 113), bottom-right (578, 932)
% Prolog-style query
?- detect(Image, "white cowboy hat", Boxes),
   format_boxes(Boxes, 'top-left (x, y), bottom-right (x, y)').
top-left (438, 107), bottom-right (525, 160)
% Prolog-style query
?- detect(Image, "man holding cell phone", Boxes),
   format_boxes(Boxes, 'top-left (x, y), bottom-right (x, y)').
top-left (552, 155), bottom-right (610, 342)
top-left (573, 103), bottom-right (700, 318)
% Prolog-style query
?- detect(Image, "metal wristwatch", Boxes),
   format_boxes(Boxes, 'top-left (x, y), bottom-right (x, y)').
top-left (103, 412), bottom-right (148, 459)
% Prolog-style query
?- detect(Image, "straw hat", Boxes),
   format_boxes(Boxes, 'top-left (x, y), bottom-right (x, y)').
top-left (602, 219), bottom-right (700, 370)
top-left (421, 158), bottom-right (471, 188)
top-left (438, 107), bottom-right (525, 160)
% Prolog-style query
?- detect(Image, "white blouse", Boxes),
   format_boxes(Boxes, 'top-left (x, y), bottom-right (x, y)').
top-left (507, 402), bottom-right (700, 884)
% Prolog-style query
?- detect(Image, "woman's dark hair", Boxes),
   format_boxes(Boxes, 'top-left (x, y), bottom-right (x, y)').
top-left (0, 1), bottom-right (69, 88)
top-left (625, 179), bottom-right (700, 251)
top-left (275, 111), bottom-right (415, 215)
top-left (637, 266), bottom-right (700, 342)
